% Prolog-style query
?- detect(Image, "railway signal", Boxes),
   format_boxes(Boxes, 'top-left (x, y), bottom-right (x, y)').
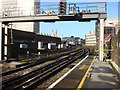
top-left (59, 0), bottom-right (67, 14)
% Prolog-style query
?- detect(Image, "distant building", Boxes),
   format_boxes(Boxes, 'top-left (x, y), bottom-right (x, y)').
top-left (62, 36), bottom-right (85, 45)
top-left (0, 1), bottom-right (1, 17)
top-left (51, 30), bottom-right (57, 37)
top-left (95, 18), bottom-right (120, 46)
top-left (96, 18), bottom-right (120, 38)
top-left (85, 31), bottom-right (96, 46)
top-left (62, 36), bottom-right (75, 45)
top-left (81, 38), bottom-right (85, 45)
top-left (0, 0), bottom-right (40, 33)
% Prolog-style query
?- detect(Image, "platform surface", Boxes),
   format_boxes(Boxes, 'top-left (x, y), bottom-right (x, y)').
top-left (52, 56), bottom-right (94, 89)
top-left (51, 56), bottom-right (120, 89)
top-left (82, 57), bottom-right (120, 89)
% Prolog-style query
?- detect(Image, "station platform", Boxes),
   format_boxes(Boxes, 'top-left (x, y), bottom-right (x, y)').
top-left (82, 57), bottom-right (120, 89)
top-left (49, 55), bottom-right (120, 89)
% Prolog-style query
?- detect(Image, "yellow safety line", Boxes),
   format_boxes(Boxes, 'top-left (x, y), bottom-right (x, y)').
top-left (76, 56), bottom-right (96, 89)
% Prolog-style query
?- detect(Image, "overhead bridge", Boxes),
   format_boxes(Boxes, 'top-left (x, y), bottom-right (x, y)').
top-left (0, 2), bottom-right (107, 61)
top-left (0, 2), bottom-right (107, 22)
top-left (0, 12), bottom-right (106, 22)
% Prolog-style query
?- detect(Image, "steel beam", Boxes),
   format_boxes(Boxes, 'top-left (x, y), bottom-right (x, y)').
top-left (99, 19), bottom-right (104, 61)
top-left (0, 13), bottom-right (106, 22)
top-left (0, 22), bottom-right (2, 60)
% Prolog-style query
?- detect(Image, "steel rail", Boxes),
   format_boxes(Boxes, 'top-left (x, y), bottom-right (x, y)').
top-left (2, 49), bottom-right (85, 90)
top-left (2, 49), bottom-right (81, 85)
top-left (1, 47), bottom-right (81, 77)
top-left (22, 50), bottom-right (89, 90)
top-left (13, 50), bottom-right (87, 90)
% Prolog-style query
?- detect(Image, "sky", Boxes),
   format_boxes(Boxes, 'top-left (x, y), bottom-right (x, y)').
top-left (40, 2), bottom-right (119, 39)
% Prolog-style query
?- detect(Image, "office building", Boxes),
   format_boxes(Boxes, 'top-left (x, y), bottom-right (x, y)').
top-left (0, 1), bottom-right (1, 17)
top-left (85, 31), bottom-right (96, 46)
top-left (95, 18), bottom-right (120, 45)
top-left (96, 18), bottom-right (120, 37)
top-left (0, 0), bottom-right (40, 33)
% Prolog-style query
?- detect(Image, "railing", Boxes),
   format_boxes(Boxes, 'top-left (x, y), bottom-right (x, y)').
top-left (0, 2), bottom-right (107, 18)
top-left (40, 4), bottom-right (59, 14)
top-left (67, 2), bottom-right (107, 14)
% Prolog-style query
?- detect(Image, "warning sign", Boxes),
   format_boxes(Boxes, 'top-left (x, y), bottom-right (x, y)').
top-left (100, 46), bottom-right (103, 50)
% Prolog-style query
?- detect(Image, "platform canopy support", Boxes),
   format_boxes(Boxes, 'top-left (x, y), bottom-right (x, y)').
top-left (4, 24), bottom-right (8, 60)
top-left (99, 19), bottom-right (104, 61)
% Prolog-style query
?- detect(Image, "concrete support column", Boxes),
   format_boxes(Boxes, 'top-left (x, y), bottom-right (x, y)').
top-left (58, 44), bottom-right (61, 49)
top-left (0, 22), bottom-right (2, 60)
top-left (4, 24), bottom-right (8, 60)
top-left (99, 19), bottom-right (104, 61)
top-left (48, 43), bottom-right (51, 49)
top-left (38, 41), bottom-right (43, 49)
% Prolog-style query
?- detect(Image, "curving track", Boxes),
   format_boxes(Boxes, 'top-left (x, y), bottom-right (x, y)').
top-left (2, 48), bottom-right (89, 90)
top-left (1, 47), bottom-right (80, 77)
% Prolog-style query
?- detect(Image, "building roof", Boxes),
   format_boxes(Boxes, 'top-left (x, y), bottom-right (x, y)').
top-left (104, 18), bottom-right (120, 27)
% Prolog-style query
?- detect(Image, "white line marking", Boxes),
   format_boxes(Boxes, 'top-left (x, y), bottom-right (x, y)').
top-left (47, 55), bottom-right (89, 90)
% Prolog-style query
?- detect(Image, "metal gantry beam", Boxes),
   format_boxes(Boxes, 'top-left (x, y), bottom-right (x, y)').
top-left (0, 13), bottom-right (107, 22)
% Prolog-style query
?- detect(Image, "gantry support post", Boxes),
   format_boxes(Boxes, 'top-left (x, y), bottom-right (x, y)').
top-left (0, 22), bottom-right (2, 61)
top-left (4, 24), bottom-right (8, 60)
top-left (99, 19), bottom-right (104, 61)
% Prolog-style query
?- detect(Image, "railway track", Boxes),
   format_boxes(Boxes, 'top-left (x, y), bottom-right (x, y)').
top-left (17, 46), bottom-right (77, 63)
top-left (2, 48), bottom-right (88, 90)
top-left (1, 47), bottom-right (81, 77)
